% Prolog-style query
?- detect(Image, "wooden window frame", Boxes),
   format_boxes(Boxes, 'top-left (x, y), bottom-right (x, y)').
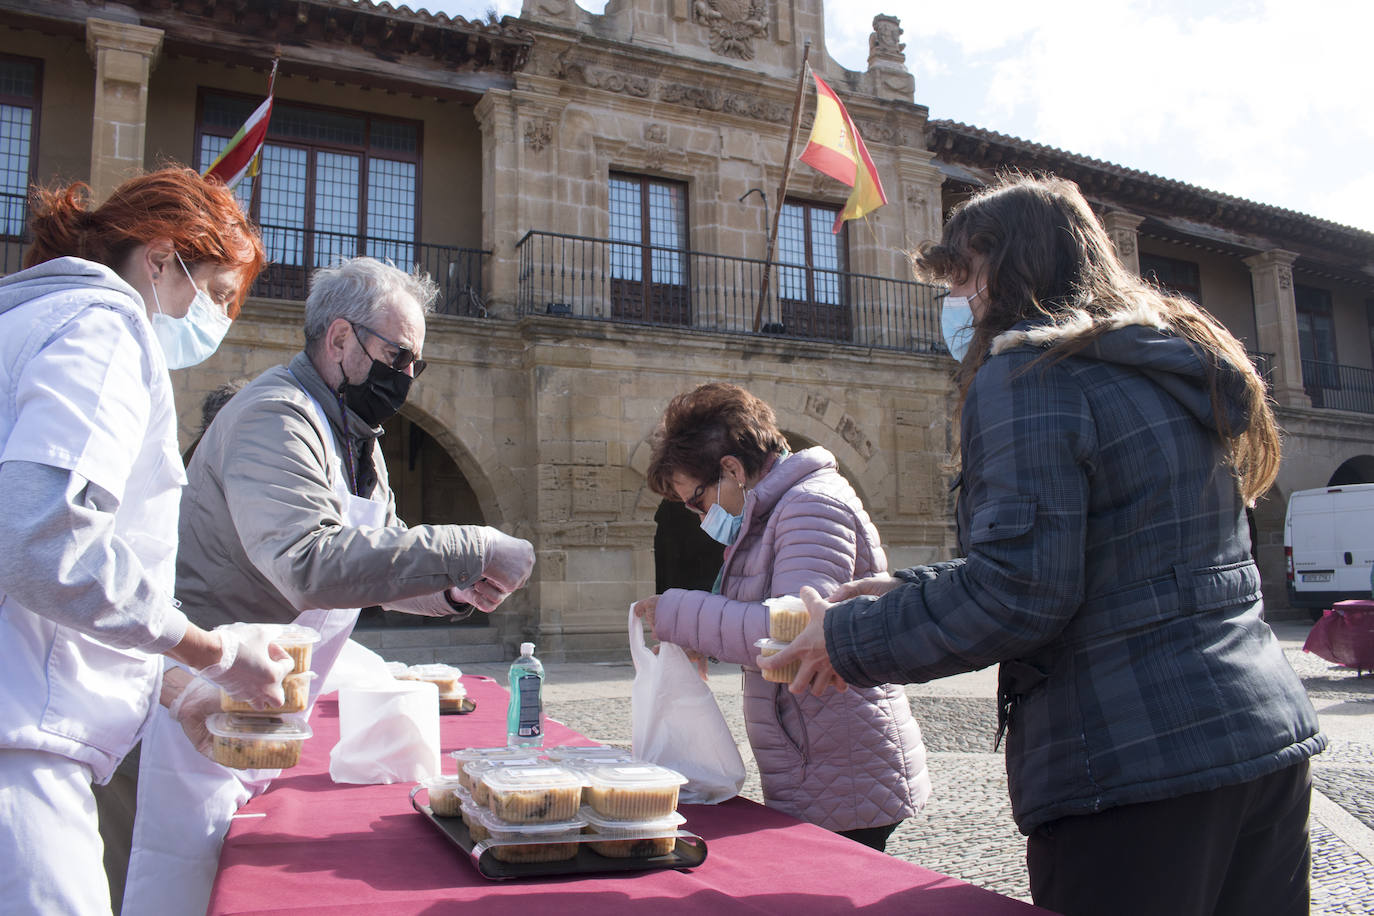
top-left (194, 89), bottom-right (423, 268)
top-left (0, 53), bottom-right (42, 243)
top-left (607, 171), bottom-right (690, 326)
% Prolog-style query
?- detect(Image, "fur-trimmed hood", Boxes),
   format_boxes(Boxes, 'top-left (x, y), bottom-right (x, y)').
top-left (989, 301), bottom-right (1253, 435)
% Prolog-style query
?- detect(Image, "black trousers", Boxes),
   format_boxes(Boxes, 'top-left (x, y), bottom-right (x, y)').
top-left (836, 821), bottom-right (900, 852)
top-left (1027, 761), bottom-right (1312, 916)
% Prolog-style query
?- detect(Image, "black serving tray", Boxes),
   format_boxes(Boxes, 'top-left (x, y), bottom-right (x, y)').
top-left (411, 798), bottom-right (708, 881)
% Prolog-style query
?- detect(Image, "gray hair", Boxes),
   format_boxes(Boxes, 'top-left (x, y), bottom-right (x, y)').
top-left (303, 256), bottom-right (439, 354)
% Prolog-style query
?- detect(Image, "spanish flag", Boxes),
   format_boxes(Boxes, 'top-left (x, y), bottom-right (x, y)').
top-left (798, 73), bottom-right (887, 232)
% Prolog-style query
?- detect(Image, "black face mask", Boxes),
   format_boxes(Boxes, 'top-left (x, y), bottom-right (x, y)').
top-left (337, 358), bottom-right (412, 427)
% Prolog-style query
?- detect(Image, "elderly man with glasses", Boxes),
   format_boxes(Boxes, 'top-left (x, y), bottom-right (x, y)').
top-left (117, 256), bottom-right (535, 916)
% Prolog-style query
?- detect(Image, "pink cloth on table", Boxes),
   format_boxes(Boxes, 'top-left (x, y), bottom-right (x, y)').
top-left (208, 676), bottom-right (1048, 916)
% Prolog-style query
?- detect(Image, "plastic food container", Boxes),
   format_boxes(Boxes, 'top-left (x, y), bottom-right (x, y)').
top-left (384, 661), bottom-right (412, 679)
top-left (765, 595), bottom-right (810, 642)
top-left (480, 765), bottom-right (584, 823)
top-left (583, 764), bottom-right (687, 820)
top-left (406, 664), bottom-right (463, 695)
top-left (466, 758), bottom-right (547, 805)
top-left (267, 624), bottom-right (321, 675)
top-left (419, 774), bottom-right (468, 817)
top-left (220, 671), bottom-right (314, 714)
top-left (581, 808), bottom-right (686, 858)
top-left (466, 803), bottom-right (586, 863)
top-left (438, 686), bottom-right (470, 714)
top-left (206, 713), bottom-right (312, 770)
top-left (755, 637), bottom-right (799, 683)
top-left (542, 745), bottom-right (635, 765)
top-left (450, 748), bottom-right (542, 796)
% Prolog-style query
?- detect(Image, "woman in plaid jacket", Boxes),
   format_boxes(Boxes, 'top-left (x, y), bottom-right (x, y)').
top-left (763, 175), bottom-right (1323, 916)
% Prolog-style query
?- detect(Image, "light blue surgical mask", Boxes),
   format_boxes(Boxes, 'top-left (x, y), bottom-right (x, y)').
top-left (940, 284), bottom-right (983, 362)
top-left (149, 253), bottom-right (232, 370)
top-left (700, 480), bottom-right (745, 546)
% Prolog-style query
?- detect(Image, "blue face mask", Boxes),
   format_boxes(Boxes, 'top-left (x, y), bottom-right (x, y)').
top-left (700, 481), bottom-right (745, 546)
top-left (940, 287), bottom-right (981, 362)
top-left (149, 253), bottom-right (232, 370)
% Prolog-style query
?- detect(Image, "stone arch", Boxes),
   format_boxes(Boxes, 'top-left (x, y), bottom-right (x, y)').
top-left (399, 387), bottom-right (528, 538)
top-left (1329, 455), bottom-right (1374, 486)
top-left (770, 406), bottom-right (890, 515)
top-left (776, 425), bottom-right (876, 511)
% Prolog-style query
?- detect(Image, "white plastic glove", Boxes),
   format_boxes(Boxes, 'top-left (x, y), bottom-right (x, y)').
top-left (167, 675), bottom-right (224, 759)
top-left (475, 527), bottom-right (534, 595)
top-left (197, 623), bottom-right (294, 710)
top-left (448, 579), bottom-right (509, 615)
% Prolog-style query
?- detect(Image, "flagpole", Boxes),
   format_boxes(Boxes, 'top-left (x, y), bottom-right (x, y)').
top-left (247, 56), bottom-right (279, 219)
top-left (753, 39), bottom-right (811, 333)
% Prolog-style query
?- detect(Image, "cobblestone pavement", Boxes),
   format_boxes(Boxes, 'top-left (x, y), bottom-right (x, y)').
top-left (461, 620), bottom-right (1374, 912)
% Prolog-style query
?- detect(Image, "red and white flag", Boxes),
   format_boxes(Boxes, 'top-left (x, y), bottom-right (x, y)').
top-left (203, 62), bottom-right (277, 190)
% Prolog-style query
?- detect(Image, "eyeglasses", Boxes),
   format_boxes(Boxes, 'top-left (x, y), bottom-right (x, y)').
top-left (684, 479), bottom-right (715, 515)
top-left (351, 323), bottom-right (427, 377)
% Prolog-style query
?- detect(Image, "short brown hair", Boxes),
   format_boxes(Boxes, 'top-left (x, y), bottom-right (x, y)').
top-left (24, 166), bottom-right (265, 318)
top-left (646, 383), bottom-right (788, 499)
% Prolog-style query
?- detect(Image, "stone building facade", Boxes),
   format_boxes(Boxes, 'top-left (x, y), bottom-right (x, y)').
top-left (2, 0), bottom-right (1371, 660)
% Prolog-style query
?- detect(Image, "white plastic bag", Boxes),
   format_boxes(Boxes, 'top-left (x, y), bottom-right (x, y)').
top-left (629, 607), bottom-right (746, 804)
top-left (329, 679), bottom-right (440, 784)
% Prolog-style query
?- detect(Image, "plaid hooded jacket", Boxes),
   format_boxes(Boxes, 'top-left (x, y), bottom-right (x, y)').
top-left (825, 305), bottom-right (1324, 834)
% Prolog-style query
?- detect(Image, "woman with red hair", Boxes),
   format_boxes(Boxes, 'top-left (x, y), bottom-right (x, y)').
top-left (0, 167), bottom-right (293, 914)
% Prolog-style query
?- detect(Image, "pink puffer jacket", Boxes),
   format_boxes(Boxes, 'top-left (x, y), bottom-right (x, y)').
top-left (655, 447), bottom-right (930, 831)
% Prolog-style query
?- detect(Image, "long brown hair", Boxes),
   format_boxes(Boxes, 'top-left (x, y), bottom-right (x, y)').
top-left (646, 383), bottom-right (788, 499)
top-left (913, 174), bottom-right (1279, 502)
top-left (24, 167), bottom-right (265, 317)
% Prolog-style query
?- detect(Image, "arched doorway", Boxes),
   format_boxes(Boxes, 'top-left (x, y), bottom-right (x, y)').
top-left (360, 412), bottom-right (487, 626)
top-left (1329, 455), bottom-right (1374, 486)
top-left (654, 500), bottom-right (725, 593)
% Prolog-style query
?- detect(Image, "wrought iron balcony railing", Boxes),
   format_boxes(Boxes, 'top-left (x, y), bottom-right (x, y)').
top-left (1247, 350), bottom-right (1275, 388)
top-left (252, 224), bottom-right (490, 317)
top-left (515, 229), bottom-right (946, 354)
top-left (1302, 358), bottom-right (1374, 414)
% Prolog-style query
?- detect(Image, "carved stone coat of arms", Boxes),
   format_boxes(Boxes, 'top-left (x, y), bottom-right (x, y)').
top-left (693, 0), bottom-right (768, 60)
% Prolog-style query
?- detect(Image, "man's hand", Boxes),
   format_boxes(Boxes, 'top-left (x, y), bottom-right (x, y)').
top-left (448, 579), bottom-right (508, 614)
top-left (826, 572), bottom-right (900, 603)
top-left (756, 586), bottom-right (849, 696)
top-left (197, 623), bottom-right (293, 710)
top-left (166, 674), bottom-right (225, 759)
top-left (477, 528), bottom-right (535, 594)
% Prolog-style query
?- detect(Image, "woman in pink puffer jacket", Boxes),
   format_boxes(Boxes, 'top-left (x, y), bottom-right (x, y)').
top-left (633, 383), bottom-right (930, 850)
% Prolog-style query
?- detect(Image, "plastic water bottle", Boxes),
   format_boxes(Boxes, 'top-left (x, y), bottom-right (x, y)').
top-left (506, 642), bottom-right (544, 747)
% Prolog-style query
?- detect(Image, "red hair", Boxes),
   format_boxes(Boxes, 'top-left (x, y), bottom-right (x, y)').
top-left (24, 166), bottom-right (265, 317)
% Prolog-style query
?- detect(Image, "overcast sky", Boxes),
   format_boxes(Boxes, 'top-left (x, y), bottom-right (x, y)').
top-left (416, 0), bottom-right (1373, 233)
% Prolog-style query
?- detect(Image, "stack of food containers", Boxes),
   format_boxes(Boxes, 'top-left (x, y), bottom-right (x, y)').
top-left (578, 763), bottom-right (689, 858)
top-left (402, 663), bottom-right (467, 713)
top-left (205, 623), bottom-right (320, 770)
top-left (754, 596), bottom-right (808, 683)
top-left (421, 745), bottom-right (690, 865)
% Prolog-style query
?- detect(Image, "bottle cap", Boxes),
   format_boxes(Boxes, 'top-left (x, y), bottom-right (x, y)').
top-left (520, 642), bottom-right (535, 656)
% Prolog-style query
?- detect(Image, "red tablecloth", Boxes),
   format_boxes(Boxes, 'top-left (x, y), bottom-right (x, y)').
top-left (208, 676), bottom-right (1047, 915)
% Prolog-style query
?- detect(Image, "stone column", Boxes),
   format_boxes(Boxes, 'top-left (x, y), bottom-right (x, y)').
top-left (474, 90), bottom-right (519, 315)
top-left (1102, 210), bottom-right (1145, 275)
top-left (1244, 249), bottom-right (1309, 408)
top-left (86, 19), bottom-right (163, 203)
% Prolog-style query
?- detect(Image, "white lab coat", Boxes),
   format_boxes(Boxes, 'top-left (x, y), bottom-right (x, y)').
top-left (0, 260), bottom-right (187, 914)
top-left (124, 391), bottom-right (386, 916)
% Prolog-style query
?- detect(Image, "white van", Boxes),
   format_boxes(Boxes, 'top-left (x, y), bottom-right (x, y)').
top-left (1285, 483), bottom-right (1374, 617)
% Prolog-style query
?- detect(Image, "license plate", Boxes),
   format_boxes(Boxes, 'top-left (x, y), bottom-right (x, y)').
top-left (1301, 573), bottom-right (1332, 583)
